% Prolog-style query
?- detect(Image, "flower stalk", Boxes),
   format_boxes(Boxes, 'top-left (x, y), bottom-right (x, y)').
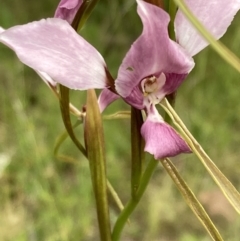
top-left (168, 0), bottom-right (177, 40)
top-left (72, 0), bottom-right (100, 31)
top-left (112, 157), bottom-right (158, 241)
top-left (85, 89), bottom-right (112, 241)
top-left (59, 85), bottom-right (87, 157)
top-left (131, 107), bottom-right (145, 197)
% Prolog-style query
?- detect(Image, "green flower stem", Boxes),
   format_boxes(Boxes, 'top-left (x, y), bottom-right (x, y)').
top-left (103, 111), bottom-right (131, 120)
top-left (112, 158), bottom-right (158, 241)
top-left (74, 0), bottom-right (100, 31)
top-left (160, 158), bottom-right (223, 241)
top-left (45, 83), bottom-right (83, 117)
top-left (168, 0), bottom-right (177, 40)
top-left (173, 0), bottom-right (240, 73)
top-left (54, 120), bottom-right (83, 156)
top-left (160, 98), bottom-right (240, 215)
top-left (131, 107), bottom-right (144, 197)
top-left (85, 89), bottom-right (112, 241)
top-left (107, 181), bottom-right (125, 213)
top-left (59, 85), bottom-right (87, 157)
top-left (166, 0), bottom-right (178, 120)
top-left (53, 115), bottom-right (127, 215)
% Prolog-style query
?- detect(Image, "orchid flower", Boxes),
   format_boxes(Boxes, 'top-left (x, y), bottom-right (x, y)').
top-left (0, 0), bottom-right (239, 159)
top-left (101, 0), bottom-right (240, 159)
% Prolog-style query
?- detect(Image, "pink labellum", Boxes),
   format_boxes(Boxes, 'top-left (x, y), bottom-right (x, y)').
top-left (141, 106), bottom-right (191, 159)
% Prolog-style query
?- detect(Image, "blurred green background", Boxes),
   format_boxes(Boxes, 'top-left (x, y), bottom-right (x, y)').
top-left (0, 0), bottom-right (240, 240)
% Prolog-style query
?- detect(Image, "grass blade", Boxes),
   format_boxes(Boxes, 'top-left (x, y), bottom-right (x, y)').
top-left (161, 98), bottom-right (240, 215)
top-left (160, 158), bottom-right (224, 241)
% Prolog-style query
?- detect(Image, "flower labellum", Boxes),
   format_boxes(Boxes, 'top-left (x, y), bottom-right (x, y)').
top-left (141, 105), bottom-right (191, 160)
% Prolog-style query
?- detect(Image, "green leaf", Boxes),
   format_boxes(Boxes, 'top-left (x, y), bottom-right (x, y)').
top-left (160, 158), bottom-right (224, 241)
top-left (85, 89), bottom-right (112, 241)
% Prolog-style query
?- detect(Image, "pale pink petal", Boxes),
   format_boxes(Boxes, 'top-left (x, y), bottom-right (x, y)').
top-left (54, 0), bottom-right (83, 24)
top-left (0, 18), bottom-right (107, 90)
top-left (175, 0), bottom-right (240, 56)
top-left (115, 0), bottom-right (194, 98)
top-left (98, 88), bottom-right (120, 113)
top-left (1, 25), bottom-right (57, 88)
top-left (141, 106), bottom-right (191, 159)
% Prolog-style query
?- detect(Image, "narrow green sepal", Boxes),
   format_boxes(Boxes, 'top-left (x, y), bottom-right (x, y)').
top-left (168, 0), bottom-right (177, 41)
top-left (54, 120), bottom-right (82, 157)
top-left (59, 85), bottom-right (87, 157)
top-left (131, 107), bottom-right (145, 197)
top-left (72, 0), bottom-right (100, 32)
top-left (103, 111), bottom-right (131, 120)
top-left (85, 89), bottom-right (112, 241)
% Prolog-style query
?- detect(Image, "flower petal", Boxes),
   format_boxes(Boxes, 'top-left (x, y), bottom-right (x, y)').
top-left (124, 85), bottom-right (144, 109)
top-left (115, 0), bottom-right (194, 98)
top-left (54, 0), bottom-right (83, 24)
top-left (175, 0), bottom-right (240, 56)
top-left (141, 106), bottom-right (191, 159)
top-left (162, 73), bottom-right (187, 95)
top-left (98, 88), bottom-right (120, 113)
top-left (1, 25), bottom-right (57, 88)
top-left (0, 18), bottom-right (107, 90)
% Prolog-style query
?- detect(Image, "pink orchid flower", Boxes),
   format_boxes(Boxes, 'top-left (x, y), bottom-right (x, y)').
top-left (101, 0), bottom-right (240, 159)
top-left (0, 0), bottom-right (239, 159)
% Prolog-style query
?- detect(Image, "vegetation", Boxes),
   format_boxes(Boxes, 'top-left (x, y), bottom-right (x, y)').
top-left (0, 0), bottom-right (240, 240)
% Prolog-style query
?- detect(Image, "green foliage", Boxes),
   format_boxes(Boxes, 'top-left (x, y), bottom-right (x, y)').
top-left (0, 0), bottom-right (240, 240)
